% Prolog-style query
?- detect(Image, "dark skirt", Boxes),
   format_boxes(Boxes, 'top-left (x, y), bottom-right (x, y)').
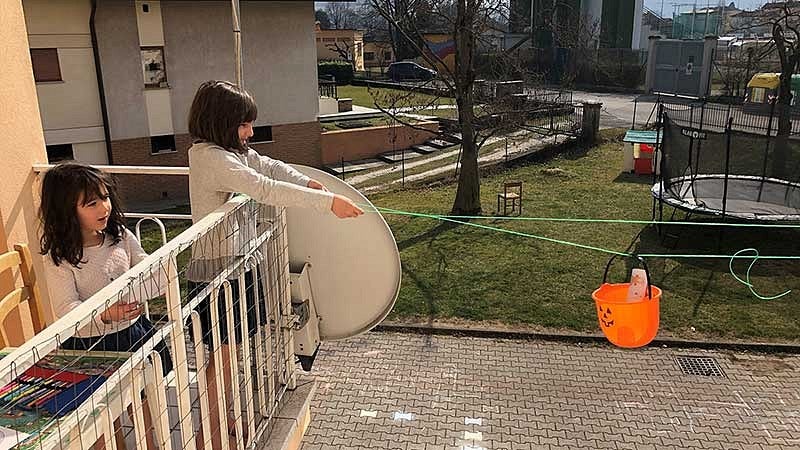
top-left (62, 315), bottom-right (174, 375)
top-left (188, 269), bottom-right (268, 351)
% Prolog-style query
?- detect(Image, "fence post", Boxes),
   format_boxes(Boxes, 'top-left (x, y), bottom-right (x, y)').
top-left (722, 117), bottom-right (733, 224)
top-left (278, 208), bottom-right (297, 391)
top-left (166, 253), bottom-right (197, 450)
top-left (581, 102), bottom-right (602, 143)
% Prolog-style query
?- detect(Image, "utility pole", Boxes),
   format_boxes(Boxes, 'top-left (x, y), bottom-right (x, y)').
top-left (232, 0), bottom-right (243, 87)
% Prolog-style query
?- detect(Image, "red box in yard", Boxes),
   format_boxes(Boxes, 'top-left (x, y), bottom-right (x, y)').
top-left (634, 157), bottom-right (653, 175)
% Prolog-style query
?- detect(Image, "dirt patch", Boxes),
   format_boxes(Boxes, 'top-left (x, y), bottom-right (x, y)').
top-left (726, 353), bottom-right (797, 376)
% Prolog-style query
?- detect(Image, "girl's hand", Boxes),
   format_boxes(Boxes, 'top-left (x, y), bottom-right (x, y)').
top-left (100, 302), bottom-right (142, 324)
top-left (331, 194), bottom-right (364, 218)
top-left (307, 179), bottom-right (329, 192)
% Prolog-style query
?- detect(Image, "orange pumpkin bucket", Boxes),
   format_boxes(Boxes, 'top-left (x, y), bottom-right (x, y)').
top-left (592, 256), bottom-right (661, 348)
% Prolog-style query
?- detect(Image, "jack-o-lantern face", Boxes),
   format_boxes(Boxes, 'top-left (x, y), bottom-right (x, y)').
top-left (599, 305), bottom-right (614, 327)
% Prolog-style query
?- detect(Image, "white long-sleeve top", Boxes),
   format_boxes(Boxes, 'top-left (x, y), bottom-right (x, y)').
top-left (187, 142), bottom-right (335, 281)
top-left (43, 228), bottom-right (161, 338)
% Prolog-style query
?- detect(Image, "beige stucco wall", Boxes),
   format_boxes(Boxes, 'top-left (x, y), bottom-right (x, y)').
top-left (161, 1), bottom-right (319, 133)
top-left (23, 0), bottom-right (108, 163)
top-left (242, 2), bottom-right (322, 125)
top-left (72, 142), bottom-right (110, 165)
top-left (1, 0), bottom-right (54, 329)
top-left (136, 1), bottom-right (175, 137)
top-left (144, 89), bottom-right (176, 136)
top-left (96, 1), bottom-right (151, 141)
top-left (316, 28), bottom-right (365, 71)
top-left (135, 0), bottom-right (165, 46)
top-left (363, 41), bottom-right (394, 68)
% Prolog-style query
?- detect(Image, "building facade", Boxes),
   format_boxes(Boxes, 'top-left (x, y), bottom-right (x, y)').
top-left (315, 24), bottom-right (365, 71)
top-left (24, 0), bottom-right (323, 207)
top-left (509, 0), bottom-right (644, 49)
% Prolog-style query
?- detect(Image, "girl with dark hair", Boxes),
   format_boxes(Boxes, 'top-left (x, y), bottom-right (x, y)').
top-left (186, 80), bottom-right (362, 447)
top-left (40, 162), bottom-right (170, 450)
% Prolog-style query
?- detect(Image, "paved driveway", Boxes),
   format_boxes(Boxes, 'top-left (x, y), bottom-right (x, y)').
top-left (301, 331), bottom-right (800, 449)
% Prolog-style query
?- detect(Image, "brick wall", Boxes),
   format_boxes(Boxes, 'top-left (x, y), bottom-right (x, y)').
top-left (320, 121), bottom-right (438, 165)
top-left (109, 136), bottom-right (191, 210)
top-left (109, 121), bottom-right (322, 210)
top-left (250, 121), bottom-right (322, 167)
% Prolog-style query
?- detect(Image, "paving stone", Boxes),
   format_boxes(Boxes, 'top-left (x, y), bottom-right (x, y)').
top-left (301, 332), bottom-right (800, 449)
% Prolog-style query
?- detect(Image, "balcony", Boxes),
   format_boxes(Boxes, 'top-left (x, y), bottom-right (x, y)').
top-left (0, 167), bottom-right (308, 450)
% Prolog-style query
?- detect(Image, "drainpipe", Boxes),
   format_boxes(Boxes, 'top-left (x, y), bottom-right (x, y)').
top-left (90, 0), bottom-right (114, 164)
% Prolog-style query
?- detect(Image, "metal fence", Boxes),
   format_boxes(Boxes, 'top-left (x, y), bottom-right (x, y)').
top-left (0, 193), bottom-right (295, 450)
top-left (660, 100), bottom-right (800, 136)
top-left (318, 80), bottom-right (338, 99)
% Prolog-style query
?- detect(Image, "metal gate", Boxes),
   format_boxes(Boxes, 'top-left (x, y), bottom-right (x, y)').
top-left (649, 39), bottom-right (710, 98)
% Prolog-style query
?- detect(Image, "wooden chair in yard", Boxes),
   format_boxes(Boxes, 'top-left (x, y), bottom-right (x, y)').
top-left (497, 181), bottom-right (523, 216)
top-left (0, 244), bottom-right (46, 349)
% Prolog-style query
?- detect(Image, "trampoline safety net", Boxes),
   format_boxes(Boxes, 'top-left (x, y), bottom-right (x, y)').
top-left (653, 109), bottom-right (800, 220)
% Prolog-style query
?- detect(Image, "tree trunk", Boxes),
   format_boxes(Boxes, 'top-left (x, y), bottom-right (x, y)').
top-left (451, 0), bottom-right (481, 215)
top-left (453, 94), bottom-right (481, 214)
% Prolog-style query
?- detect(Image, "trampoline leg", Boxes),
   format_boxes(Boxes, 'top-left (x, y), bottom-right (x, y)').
top-left (659, 207), bottom-right (683, 249)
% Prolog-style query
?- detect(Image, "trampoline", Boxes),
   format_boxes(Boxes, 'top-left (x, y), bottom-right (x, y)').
top-left (652, 109), bottom-right (800, 222)
top-left (652, 174), bottom-right (800, 221)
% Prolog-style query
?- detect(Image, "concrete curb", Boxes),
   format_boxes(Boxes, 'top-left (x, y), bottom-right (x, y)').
top-left (373, 323), bottom-right (800, 354)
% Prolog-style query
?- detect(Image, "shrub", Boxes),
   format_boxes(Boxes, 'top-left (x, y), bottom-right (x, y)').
top-left (318, 61), bottom-right (354, 84)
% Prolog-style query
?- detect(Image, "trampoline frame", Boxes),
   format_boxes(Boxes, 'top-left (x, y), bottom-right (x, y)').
top-left (651, 174), bottom-right (800, 221)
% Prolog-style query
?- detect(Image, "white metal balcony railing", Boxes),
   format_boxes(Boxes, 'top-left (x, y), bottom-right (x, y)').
top-left (2, 166), bottom-right (297, 450)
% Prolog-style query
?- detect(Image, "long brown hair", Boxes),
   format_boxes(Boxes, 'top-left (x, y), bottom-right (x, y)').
top-left (187, 80), bottom-right (258, 154)
top-left (39, 163), bottom-right (126, 267)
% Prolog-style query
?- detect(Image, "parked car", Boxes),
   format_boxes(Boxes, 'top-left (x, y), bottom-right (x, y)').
top-left (387, 61), bottom-right (437, 82)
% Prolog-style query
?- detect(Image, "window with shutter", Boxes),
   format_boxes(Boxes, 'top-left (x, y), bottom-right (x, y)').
top-left (31, 49), bottom-right (62, 83)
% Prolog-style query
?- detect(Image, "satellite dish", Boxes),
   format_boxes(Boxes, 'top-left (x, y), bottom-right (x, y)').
top-left (286, 165), bottom-right (401, 341)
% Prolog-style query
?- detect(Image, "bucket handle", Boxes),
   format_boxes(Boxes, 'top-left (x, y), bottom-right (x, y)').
top-left (602, 254), bottom-right (653, 299)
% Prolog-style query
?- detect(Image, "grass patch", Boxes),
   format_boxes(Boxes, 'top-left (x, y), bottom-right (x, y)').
top-left (321, 116), bottom-right (423, 132)
top-left (338, 85), bottom-right (454, 109)
top-left (356, 140), bottom-right (508, 191)
top-left (368, 129), bottom-right (800, 342)
top-left (128, 207), bottom-right (192, 315)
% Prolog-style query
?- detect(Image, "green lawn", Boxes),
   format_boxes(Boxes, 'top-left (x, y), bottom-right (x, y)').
top-left (134, 131), bottom-right (800, 342)
top-left (368, 130), bottom-right (800, 342)
top-left (338, 85), bottom-right (454, 109)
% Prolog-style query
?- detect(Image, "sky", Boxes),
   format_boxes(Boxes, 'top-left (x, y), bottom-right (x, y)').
top-left (644, 1), bottom-right (766, 16)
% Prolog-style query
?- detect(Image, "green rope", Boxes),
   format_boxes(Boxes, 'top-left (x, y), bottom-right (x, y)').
top-left (728, 249), bottom-right (792, 300)
top-left (371, 207), bottom-right (800, 228)
top-left (361, 204), bottom-right (798, 299)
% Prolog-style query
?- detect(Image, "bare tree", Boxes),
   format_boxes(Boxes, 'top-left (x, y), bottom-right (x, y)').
top-left (367, 0), bottom-right (438, 62)
top-left (367, 0), bottom-right (557, 214)
top-left (716, 44), bottom-right (773, 98)
top-left (325, 39), bottom-right (358, 70)
top-left (316, 9), bottom-right (332, 29)
top-left (357, 2), bottom-right (395, 73)
top-left (769, 4), bottom-right (800, 178)
top-left (326, 2), bottom-right (359, 29)
top-left (543, 4), bottom-right (601, 86)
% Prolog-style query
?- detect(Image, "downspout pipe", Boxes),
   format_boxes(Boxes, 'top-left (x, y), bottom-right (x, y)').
top-left (90, 0), bottom-right (114, 164)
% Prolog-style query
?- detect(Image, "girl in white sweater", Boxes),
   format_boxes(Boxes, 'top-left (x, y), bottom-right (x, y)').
top-left (40, 162), bottom-right (171, 449)
top-left (186, 80), bottom-right (362, 448)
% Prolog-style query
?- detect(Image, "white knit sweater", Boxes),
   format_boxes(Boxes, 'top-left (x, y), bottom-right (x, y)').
top-left (43, 229), bottom-right (160, 337)
top-left (187, 142), bottom-right (335, 281)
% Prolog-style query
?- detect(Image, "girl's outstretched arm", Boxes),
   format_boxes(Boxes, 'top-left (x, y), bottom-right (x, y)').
top-left (199, 147), bottom-right (334, 214)
top-left (247, 150), bottom-right (312, 187)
